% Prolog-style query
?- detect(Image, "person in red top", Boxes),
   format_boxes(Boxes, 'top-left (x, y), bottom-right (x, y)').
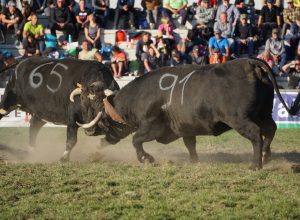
top-left (111, 45), bottom-right (128, 78)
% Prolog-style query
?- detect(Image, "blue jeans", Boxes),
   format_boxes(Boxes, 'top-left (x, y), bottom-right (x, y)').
top-left (235, 39), bottom-right (254, 56)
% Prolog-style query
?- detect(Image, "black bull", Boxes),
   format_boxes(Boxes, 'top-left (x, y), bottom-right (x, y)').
top-left (0, 57), bottom-right (119, 161)
top-left (98, 58), bottom-right (300, 170)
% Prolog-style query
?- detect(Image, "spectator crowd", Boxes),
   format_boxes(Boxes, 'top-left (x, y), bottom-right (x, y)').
top-left (0, 0), bottom-right (299, 89)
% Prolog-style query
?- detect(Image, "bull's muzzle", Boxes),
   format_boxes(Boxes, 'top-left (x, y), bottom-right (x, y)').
top-left (76, 111), bottom-right (102, 129)
top-left (69, 87), bottom-right (82, 102)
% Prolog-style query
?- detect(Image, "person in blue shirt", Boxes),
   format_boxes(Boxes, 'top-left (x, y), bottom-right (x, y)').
top-left (113, 0), bottom-right (136, 30)
top-left (208, 28), bottom-right (229, 61)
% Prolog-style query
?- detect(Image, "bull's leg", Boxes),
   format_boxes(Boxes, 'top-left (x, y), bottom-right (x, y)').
top-left (132, 123), bottom-right (159, 163)
top-left (29, 115), bottom-right (46, 151)
top-left (228, 119), bottom-right (263, 170)
top-left (183, 136), bottom-right (198, 163)
top-left (259, 116), bottom-right (277, 165)
top-left (60, 125), bottom-right (78, 162)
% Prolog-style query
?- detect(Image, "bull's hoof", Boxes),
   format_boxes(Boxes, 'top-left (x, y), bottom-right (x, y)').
top-left (138, 153), bottom-right (155, 164)
top-left (249, 163), bottom-right (262, 171)
top-left (262, 152), bottom-right (271, 165)
top-left (59, 156), bottom-right (70, 163)
top-left (189, 155), bottom-right (199, 163)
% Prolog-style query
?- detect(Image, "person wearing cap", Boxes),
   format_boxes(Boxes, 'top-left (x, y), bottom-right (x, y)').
top-left (0, 0), bottom-right (23, 45)
top-left (189, 45), bottom-right (207, 65)
top-left (180, 29), bottom-right (207, 59)
top-left (208, 28), bottom-right (229, 62)
top-left (209, 47), bottom-right (227, 64)
top-left (215, 0), bottom-right (240, 36)
top-left (234, 13), bottom-right (254, 57)
top-left (195, 0), bottom-right (216, 28)
top-left (282, 0), bottom-right (300, 38)
top-left (265, 28), bottom-right (286, 73)
top-left (258, 0), bottom-right (280, 43)
top-left (162, 0), bottom-right (188, 30)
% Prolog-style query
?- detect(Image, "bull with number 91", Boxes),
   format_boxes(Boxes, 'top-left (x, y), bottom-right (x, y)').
top-left (0, 57), bottom-right (119, 161)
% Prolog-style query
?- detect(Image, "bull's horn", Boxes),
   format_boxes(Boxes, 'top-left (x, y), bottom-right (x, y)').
top-left (104, 89), bottom-right (115, 96)
top-left (76, 111), bottom-right (102, 129)
top-left (70, 88), bottom-right (82, 102)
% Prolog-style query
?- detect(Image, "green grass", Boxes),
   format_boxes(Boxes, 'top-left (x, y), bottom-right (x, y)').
top-left (0, 128), bottom-right (299, 219)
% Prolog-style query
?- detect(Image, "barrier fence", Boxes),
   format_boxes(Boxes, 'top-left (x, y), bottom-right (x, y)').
top-left (0, 88), bottom-right (299, 128)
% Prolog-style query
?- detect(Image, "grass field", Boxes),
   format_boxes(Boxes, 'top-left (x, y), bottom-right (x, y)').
top-left (0, 128), bottom-right (299, 219)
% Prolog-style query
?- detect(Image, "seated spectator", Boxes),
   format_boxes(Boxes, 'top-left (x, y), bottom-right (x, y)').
top-left (195, 0), bottom-right (216, 29)
top-left (209, 47), bottom-right (227, 64)
top-left (75, 0), bottom-right (91, 41)
top-left (156, 35), bottom-right (169, 66)
top-left (257, 50), bottom-right (274, 68)
top-left (22, 13), bottom-right (45, 52)
top-left (142, 43), bottom-right (160, 73)
top-left (197, 0), bottom-right (217, 8)
top-left (50, 0), bottom-right (75, 42)
top-left (111, 45), bottom-right (128, 78)
top-left (93, 0), bottom-right (109, 28)
top-left (234, 13), bottom-right (254, 57)
top-left (162, 0), bottom-right (188, 29)
top-left (23, 34), bottom-right (40, 57)
top-left (208, 29), bottom-right (229, 61)
top-left (157, 16), bottom-right (176, 50)
top-left (18, 0), bottom-right (32, 37)
top-left (258, 0), bottom-right (280, 43)
top-left (180, 29), bottom-right (207, 61)
top-left (281, 55), bottom-right (300, 89)
top-left (190, 45), bottom-right (207, 65)
top-left (78, 39), bottom-right (103, 61)
top-left (170, 49), bottom-right (186, 66)
top-left (285, 15), bottom-right (300, 60)
top-left (281, 0), bottom-right (300, 39)
top-left (84, 13), bottom-right (101, 49)
top-left (141, 0), bottom-right (161, 29)
top-left (1, 1), bottom-right (23, 45)
top-left (214, 12), bottom-right (234, 53)
top-left (216, 0), bottom-right (240, 36)
top-left (136, 31), bottom-right (153, 75)
top-left (265, 28), bottom-right (286, 72)
top-left (113, 0), bottom-right (136, 30)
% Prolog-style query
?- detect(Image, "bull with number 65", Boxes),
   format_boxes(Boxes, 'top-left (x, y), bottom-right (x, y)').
top-left (0, 57), bottom-right (119, 161)
top-left (78, 58), bottom-right (300, 170)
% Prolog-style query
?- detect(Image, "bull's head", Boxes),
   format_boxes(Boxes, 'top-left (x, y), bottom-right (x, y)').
top-left (69, 81), bottom-right (116, 134)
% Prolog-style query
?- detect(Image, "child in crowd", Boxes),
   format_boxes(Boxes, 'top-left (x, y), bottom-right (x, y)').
top-left (111, 45), bottom-right (128, 78)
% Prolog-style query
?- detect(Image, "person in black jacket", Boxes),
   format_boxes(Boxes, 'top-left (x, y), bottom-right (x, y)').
top-left (113, 0), bottom-right (136, 30)
top-left (49, 0), bottom-right (74, 41)
top-left (135, 31), bottom-right (153, 75)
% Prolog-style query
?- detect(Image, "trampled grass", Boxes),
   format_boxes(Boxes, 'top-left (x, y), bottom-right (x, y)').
top-left (0, 128), bottom-right (299, 219)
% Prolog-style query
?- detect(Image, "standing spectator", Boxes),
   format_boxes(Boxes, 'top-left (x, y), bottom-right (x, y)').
top-left (170, 49), bottom-right (186, 66)
top-left (142, 43), bottom-right (160, 73)
top-left (84, 13), bottom-right (101, 49)
top-left (111, 45), bottom-right (128, 78)
top-left (208, 28), bottom-right (229, 62)
top-left (50, 0), bottom-right (74, 42)
top-left (113, 0), bottom-right (136, 30)
top-left (78, 39), bottom-right (103, 61)
top-left (93, 0), bottom-right (110, 28)
top-left (141, 0), bottom-right (161, 29)
top-left (215, 0), bottom-right (240, 36)
top-left (195, 0), bottom-right (216, 29)
top-left (281, 56), bottom-right (300, 89)
top-left (265, 28), bottom-right (286, 73)
top-left (1, 1), bottom-right (23, 45)
top-left (163, 0), bottom-right (188, 29)
top-left (257, 0), bottom-right (280, 43)
top-left (234, 13), bottom-right (254, 57)
top-left (136, 31), bottom-right (153, 76)
top-left (282, 0), bottom-right (300, 39)
top-left (23, 13), bottom-right (45, 52)
top-left (23, 34), bottom-right (40, 57)
top-left (75, 0), bottom-right (91, 41)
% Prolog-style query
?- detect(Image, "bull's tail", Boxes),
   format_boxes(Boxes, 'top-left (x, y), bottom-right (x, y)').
top-left (248, 58), bottom-right (300, 116)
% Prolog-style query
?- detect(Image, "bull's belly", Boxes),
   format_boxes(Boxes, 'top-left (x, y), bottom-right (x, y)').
top-left (174, 121), bottom-right (232, 137)
top-left (31, 111), bottom-right (68, 125)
